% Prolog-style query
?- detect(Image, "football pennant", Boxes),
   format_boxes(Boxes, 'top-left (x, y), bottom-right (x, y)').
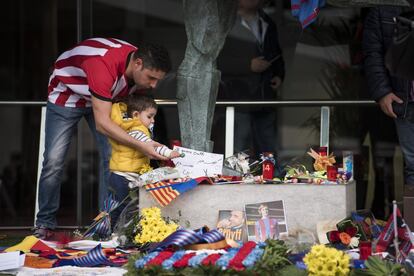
top-left (145, 177), bottom-right (210, 207)
top-left (376, 202), bottom-right (413, 261)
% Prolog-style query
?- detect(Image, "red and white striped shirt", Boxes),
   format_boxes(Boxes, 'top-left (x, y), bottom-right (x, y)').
top-left (48, 38), bottom-right (137, 108)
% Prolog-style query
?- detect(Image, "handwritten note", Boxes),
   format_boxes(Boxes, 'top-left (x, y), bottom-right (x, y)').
top-left (172, 146), bottom-right (223, 178)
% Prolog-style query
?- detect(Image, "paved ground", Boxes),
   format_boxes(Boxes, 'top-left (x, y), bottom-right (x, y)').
top-left (0, 230), bottom-right (32, 248)
top-left (0, 229), bottom-right (81, 248)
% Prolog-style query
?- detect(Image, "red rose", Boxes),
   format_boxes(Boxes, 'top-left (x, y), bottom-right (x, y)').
top-left (327, 231), bottom-right (340, 243)
top-left (345, 226), bottom-right (358, 237)
top-left (339, 232), bottom-right (351, 245)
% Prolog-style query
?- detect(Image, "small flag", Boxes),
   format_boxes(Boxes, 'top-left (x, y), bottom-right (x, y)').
top-left (145, 177), bottom-right (210, 207)
top-left (376, 202), bottom-right (413, 262)
top-left (83, 195), bottom-right (120, 238)
top-left (291, 0), bottom-right (326, 28)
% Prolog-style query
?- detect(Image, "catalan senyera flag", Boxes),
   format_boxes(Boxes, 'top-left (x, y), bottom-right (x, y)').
top-left (145, 177), bottom-right (211, 207)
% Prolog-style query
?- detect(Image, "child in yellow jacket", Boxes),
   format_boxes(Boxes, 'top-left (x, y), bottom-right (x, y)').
top-left (108, 94), bottom-right (180, 228)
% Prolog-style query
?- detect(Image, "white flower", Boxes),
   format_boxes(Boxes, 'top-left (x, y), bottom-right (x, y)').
top-left (349, 237), bottom-right (359, 248)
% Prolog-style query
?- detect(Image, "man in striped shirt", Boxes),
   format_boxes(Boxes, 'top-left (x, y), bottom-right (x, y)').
top-left (35, 38), bottom-right (171, 240)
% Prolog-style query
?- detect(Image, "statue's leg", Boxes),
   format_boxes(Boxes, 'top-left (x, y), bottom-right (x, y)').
top-left (177, 68), bottom-right (220, 152)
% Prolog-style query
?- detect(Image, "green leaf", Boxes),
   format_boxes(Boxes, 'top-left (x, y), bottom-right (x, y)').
top-left (277, 265), bottom-right (307, 276)
top-left (352, 256), bottom-right (406, 276)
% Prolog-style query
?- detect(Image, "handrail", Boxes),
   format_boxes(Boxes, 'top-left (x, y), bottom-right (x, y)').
top-left (0, 101), bottom-right (47, 106)
top-left (0, 100), bottom-right (376, 106)
top-left (1, 98), bottom-right (376, 230)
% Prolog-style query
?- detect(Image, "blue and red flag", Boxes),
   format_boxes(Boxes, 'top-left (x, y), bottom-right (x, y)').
top-left (291, 0), bottom-right (325, 28)
top-left (376, 202), bottom-right (414, 262)
top-left (145, 177), bottom-right (211, 207)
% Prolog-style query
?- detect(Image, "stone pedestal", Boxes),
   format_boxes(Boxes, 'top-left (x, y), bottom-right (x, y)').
top-left (139, 181), bottom-right (356, 235)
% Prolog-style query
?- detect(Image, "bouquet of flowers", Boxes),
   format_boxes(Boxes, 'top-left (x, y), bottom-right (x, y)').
top-left (284, 164), bottom-right (326, 184)
top-left (307, 148), bottom-right (336, 171)
top-left (326, 219), bottom-right (360, 249)
top-left (134, 207), bottom-right (179, 245)
top-left (303, 244), bottom-right (350, 275)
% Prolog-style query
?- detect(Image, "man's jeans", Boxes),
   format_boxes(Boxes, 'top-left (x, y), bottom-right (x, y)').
top-left (395, 117), bottom-right (414, 185)
top-left (35, 102), bottom-right (110, 229)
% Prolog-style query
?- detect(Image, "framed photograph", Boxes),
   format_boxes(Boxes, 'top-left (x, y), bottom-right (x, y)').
top-left (216, 210), bottom-right (247, 244)
top-left (245, 200), bottom-right (288, 242)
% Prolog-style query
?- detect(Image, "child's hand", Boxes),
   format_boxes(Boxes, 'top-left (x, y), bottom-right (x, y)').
top-left (170, 151), bottom-right (181, 159)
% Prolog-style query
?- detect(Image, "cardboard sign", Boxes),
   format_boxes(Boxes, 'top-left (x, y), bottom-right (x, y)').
top-left (0, 251), bottom-right (25, 271)
top-left (172, 146), bottom-right (223, 178)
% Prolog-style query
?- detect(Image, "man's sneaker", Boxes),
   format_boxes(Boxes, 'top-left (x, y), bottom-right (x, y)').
top-left (33, 226), bottom-right (54, 240)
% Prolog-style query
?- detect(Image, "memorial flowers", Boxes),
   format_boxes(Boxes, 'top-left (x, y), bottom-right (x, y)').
top-left (128, 239), bottom-right (294, 275)
top-left (303, 244), bottom-right (350, 276)
top-left (134, 207), bottom-right (178, 245)
top-left (138, 164), bottom-right (153, 175)
top-left (307, 148), bottom-right (336, 171)
top-left (327, 220), bottom-right (360, 249)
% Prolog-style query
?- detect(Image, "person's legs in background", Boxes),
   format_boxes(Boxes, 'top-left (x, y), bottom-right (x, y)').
top-left (365, 108), bottom-right (398, 220)
top-left (251, 108), bottom-right (277, 155)
top-left (395, 119), bottom-right (414, 185)
top-left (370, 151), bottom-right (395, 220)
top-left (35, 102), bottom-right (84, 238)
top-left (234, 110), bottom-right (253, 154)
top-left (85, 111), bottom-right (111, 211)
top-left (395, 118), bottom-right (414, 228)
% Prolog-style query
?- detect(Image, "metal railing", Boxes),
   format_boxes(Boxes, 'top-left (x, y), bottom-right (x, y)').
top-left (0, 100), bottom-right (376, 106)
top-left (0, 99), bottom-right (377, 229)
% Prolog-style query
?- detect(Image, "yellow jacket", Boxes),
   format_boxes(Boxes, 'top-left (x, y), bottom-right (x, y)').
top-left (109, 102), bottom-right (150, 172)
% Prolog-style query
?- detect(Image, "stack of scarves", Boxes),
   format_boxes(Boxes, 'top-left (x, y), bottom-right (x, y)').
top-left (3, 236), bottom-right (127, 269)
top-left (149, 227), bottom-right (225, 252)
top-left (135, 241), bottom-right (265, 271)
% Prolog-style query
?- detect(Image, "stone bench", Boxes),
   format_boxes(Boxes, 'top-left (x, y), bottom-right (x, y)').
top-left (139, 181), bottom-right (356, 235)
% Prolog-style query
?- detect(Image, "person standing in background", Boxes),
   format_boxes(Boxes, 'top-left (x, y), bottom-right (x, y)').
top-left (218, 0), bottom-right (285, 159)
top-left (362, 6), bottom-right (414, 227)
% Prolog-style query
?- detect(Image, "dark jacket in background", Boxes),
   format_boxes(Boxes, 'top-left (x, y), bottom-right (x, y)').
top-left (362, 6), bottom-right (412, 103)
top-left (217, 10), bottom-right (285, 101)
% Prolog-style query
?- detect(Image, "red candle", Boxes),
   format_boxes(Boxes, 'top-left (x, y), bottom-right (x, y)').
top-left (327, 165), bottom-right (338, 181)
top-left (319, 146), bottom-right (327, 156)
top-left (262, 152), bottom-right (275, 180)
top-left (359, 241), bottom-right (372, 260)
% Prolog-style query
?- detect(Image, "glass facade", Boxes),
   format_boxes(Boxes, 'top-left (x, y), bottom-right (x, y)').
top-left (0, 1), bottom-right (402, 227)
